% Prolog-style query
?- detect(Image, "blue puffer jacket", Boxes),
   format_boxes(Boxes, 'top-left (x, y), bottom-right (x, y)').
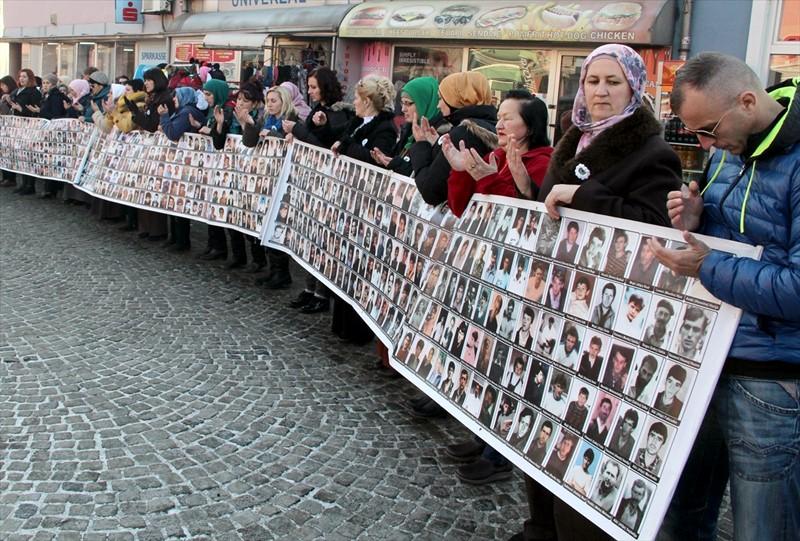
top-left (698, 77), bottom-right (800, 364)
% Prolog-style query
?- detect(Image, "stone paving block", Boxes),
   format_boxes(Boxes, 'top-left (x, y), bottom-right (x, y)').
top-left (0, 193), bottom-right (734, 541)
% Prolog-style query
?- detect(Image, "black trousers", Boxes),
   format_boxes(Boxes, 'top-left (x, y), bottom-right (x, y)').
top-left (268, 248), bottom-right (289, 273)
top-left (170, 216), bottom-right (191, 248)
top-left (331, 298), bottom-right (373, 345)
top-left (207, 225), bottom-right (227, 253)
top-left (229, 230), bottom-right (266, 265)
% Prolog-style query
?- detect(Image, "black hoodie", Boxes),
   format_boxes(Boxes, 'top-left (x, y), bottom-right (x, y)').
top-left (127, 68), bottom-right (174, 132)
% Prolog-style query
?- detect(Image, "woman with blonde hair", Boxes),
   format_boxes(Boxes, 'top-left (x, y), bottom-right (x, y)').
top-left (329, 75), bottom-right (398, 346)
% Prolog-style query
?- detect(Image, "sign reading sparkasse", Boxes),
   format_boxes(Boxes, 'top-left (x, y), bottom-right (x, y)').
top-left (338, 0), bottom-right (673, 45)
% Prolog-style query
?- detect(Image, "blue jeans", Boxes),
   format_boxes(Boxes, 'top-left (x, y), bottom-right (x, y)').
top-left (659, 374), bottom-right (800, 541)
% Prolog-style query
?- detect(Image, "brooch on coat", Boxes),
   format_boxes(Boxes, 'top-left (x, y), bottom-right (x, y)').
top-left (574, 163), bottom-right (591, 181)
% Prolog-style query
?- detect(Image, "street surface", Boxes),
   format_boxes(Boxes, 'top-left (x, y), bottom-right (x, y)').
top-left (0, 189), bottom-right (732, 540)
top-left (0, 190), bottom-right (528, 540)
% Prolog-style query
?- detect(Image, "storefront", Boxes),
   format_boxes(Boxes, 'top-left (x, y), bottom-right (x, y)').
top-left (163, 2), bottom-right (356, 86)
top-left (746, 0), bottom-right (800, 85)
top-left (338, 0), bottom-right (678, 141)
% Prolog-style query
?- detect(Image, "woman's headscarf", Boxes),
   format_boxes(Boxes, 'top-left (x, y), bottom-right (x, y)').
top-left (198, 65), bottom-right (211, 83)
top-left (280, 81), bottom-right (311, 121)
top-left (401, 76), bottom-right (439, 149)
top-left (110, 84), bottom-right (126, 102)
top-left (68, 79), bottom-right (91, 105)
top-left (203, 79), bottom-right (230, 108)
top-left (174, 86), bottom-right (196, 109)
top-left (571, 44), bottom-right (647, 153)
top-left (438, 72), bottom-right (491, 110)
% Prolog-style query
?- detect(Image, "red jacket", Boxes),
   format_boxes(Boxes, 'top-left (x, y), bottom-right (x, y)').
top-left (447, 145), bottom-right (553, 217)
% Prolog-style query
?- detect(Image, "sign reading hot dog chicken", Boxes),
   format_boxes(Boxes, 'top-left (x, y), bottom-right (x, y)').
top-left (340, 0), bottom-right (674, 45)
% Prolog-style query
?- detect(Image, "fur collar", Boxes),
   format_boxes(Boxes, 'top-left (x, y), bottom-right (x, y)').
top-left (460, 118), bottom-right (499, 150)
top-left (548, 107), bottom-right (662, 184)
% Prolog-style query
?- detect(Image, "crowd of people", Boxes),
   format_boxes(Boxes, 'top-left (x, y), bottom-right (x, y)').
top-left (1, 43), bottom-right (797, 541)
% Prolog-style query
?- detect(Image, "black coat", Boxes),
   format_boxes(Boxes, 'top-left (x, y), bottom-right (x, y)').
top-left (387, 113), bottom-right (450, 177)
top-left (291, 101), bottom-right (354, 149)
top-left (127, 89), bottom-right (174, 133)
top-left (409, 104), bottom-right (497, 206)
top-left (337, 110), bottom-right (397, 166)
top-left (11, 87), bottom-right (42, 117)
top-left (39, 88), bottom-right (67, 120)
top-left (538, 107), bottom-right (682, 226)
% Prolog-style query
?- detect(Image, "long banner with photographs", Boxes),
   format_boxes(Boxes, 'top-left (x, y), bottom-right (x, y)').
top-left (263, 141), bottom-right (761, 541)
top-left (0, 116), bottom-right (288, 238)
top-left (2, 119), bottom-right (761, 540)
top-left (0, 116), bottom-right (95, 182)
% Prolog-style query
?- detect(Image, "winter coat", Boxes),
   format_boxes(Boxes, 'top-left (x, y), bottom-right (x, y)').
top-left (242, 109), bottom-right (298, 147)
top-left (39, 88), bottom-right (67, 120)
top-left (409, 104), bottom-right (498, 206)
top-left (209, 101), bottom-right (236, 150)
top-left (448, 145), bottom-right (553, 217)
top-left (160, 103), bottom-right (205, 142)
top-left (697, 77), bottom-right (800, 368)
top-left (538, 107), bottom-right (682, 227)
top-left (336, 110), bottom-right (398, 166)
top-left (128, 88), bottom-right (174, 133)
top-left (66, 94), bottom-right (91, 120)
top-left (85, 84), bottom-right (110, 123)
top-left (291, 101), bottom-right (354, 149)
top-left (386, 114), bottom-right (451, 176)
top-left (108, 91), bottom-right (147, 133)
top-left (11, 86), bottom-right (42, 117)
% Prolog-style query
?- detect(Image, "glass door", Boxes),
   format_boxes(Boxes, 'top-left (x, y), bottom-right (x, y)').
top-left (553, 52), bottom-right (591, 144)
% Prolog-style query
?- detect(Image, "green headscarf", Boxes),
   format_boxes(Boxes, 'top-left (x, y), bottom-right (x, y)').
top-left (402, 76), bottom-right (439, 149)
top-left (203, 79), bottom-right (230, 108)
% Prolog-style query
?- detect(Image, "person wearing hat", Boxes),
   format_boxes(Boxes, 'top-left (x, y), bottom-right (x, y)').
top-left (85, 71), bottom-right (110, 123)
top-left (35, 74), bottom-right (67, 120)
top-left (408, 71), bottom-right (498, 206)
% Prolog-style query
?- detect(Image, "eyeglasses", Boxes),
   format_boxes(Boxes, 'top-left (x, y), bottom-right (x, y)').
top-left (683, 105), bottom-right (736, 140)
top-left (400, 99), bottom-right (415, 107)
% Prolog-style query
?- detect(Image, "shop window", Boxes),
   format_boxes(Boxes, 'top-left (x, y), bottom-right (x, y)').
top-left (468, 48), bottom-right (550, 104)
top-left (59, 44), bottom-right (76, 81)
top-left (115, 42), bottom-right (137, 80)
top-left (391, 45), bottom-right (463, 83)
top-left (21, 43), bottom-right (31, 71)
top-left (77, 43), bottom-right (96, 72)
top-left (769, 54), bottom-right (800, 86)
top-left (42, 44), bottom-right (58, 76)
top-left (777, 0), bottom-right (800, 41)
top-left (97, 43), bottom-right (114, 75)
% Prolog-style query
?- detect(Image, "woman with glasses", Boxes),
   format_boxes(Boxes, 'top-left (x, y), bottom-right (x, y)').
top-left (370, 76), bottom-right (446, 176)
top-left (515, 44), bottom-right (682, 541)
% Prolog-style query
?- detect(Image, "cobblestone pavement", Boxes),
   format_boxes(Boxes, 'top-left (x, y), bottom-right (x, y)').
top-left (0, 188), bottom-right (734, 541)
top-left (0, 190), bottom-right (529, 541)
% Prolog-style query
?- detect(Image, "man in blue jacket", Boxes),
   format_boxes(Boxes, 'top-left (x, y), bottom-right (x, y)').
top-left (651, 53), bottom-right (799, 541)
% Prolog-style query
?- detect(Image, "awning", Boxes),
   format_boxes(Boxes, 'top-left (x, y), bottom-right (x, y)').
top-left (339, 0), bottom-right (676, 46)
top-left (202, 33), bottom-right (268, 50)
top-left (166, 4), bottom-right (356, 36)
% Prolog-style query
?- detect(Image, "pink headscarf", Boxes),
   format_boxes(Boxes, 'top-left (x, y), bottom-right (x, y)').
top-left (68, 79), bottom-right (91, 105)
top-left (199, 65), bottom-right (211, 83)
top-left (571, 44), bottom-right (647, 154)
top-left (280, 81), bottom-right (311, 121)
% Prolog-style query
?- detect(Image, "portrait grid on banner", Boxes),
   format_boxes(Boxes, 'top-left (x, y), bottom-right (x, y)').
top-left (0, 116), bottom-right (94, 181)
top-left (390, 193), bottom-right (759, 541)
top-left (78, 129), bottom-right (287, 236)
top-left (263, 140), bottom-right (455, 346)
